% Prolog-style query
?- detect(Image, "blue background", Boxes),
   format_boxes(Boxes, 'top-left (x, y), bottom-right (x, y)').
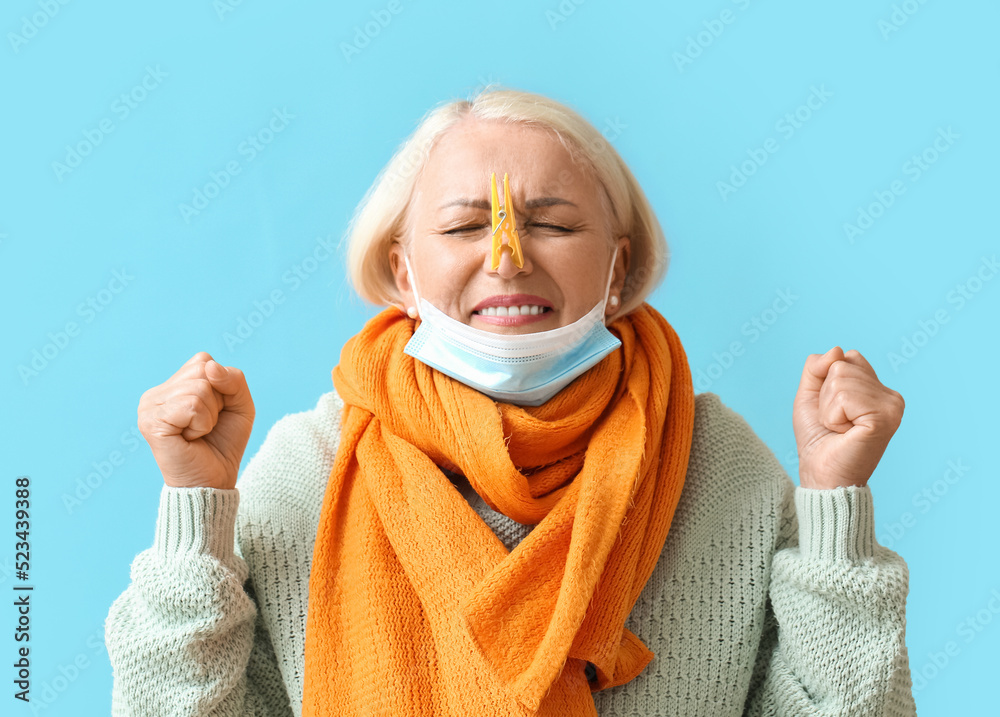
top-left (3, 0), bottom-right (997, 713)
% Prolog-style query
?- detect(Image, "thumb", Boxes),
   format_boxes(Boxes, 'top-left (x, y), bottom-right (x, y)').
top-left (205, 360), bottom-right (254, 422)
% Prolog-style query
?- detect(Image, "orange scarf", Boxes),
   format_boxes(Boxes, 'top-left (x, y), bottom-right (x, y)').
top-left (302, 303), bottom-right (695, 716)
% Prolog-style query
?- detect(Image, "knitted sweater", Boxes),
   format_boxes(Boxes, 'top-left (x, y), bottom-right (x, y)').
top-left (105, 389), bottom-right (918, 716)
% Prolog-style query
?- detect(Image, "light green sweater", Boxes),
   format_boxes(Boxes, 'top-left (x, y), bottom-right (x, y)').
top-left (105, 390), bottom-right (917, 715)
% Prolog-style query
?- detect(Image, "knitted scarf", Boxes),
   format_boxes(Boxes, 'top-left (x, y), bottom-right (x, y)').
top-left (302, 303), bottom-right (695, 716)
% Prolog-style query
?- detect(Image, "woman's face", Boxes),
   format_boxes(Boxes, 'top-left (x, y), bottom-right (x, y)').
top-left (389, 118), bottom-right (630, 334)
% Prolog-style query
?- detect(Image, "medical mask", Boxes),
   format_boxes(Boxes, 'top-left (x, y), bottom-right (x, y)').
top-left (401, 247), bottom-right (621, 406)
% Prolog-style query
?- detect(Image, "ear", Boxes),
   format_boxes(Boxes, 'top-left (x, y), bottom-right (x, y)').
top-left (615, 236), bottom-right (631, 287)
top-left (606, 235), bottom-right (631, 316)
top-left (388, 242), bottom-right (418, 317)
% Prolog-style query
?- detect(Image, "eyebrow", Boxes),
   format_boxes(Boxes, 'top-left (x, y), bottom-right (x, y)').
top-left (437, 197), bottom-right (578, 211)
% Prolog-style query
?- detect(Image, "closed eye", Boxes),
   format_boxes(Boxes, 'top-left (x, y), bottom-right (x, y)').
top-left (443, 223), bottom-right (574, 235)
top-left (443, 224), bottom-right (488, 235)
top-left (531, 223), bottom-right (574, 233)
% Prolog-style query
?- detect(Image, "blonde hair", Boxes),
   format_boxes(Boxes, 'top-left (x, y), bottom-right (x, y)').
top-left (344, 85), bottom-right (669, 320)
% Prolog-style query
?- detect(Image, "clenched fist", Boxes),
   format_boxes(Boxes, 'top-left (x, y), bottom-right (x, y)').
top-left (793, 347), bottom-right (905, 491)
top-left (137, 351), bottom-right (255, 490)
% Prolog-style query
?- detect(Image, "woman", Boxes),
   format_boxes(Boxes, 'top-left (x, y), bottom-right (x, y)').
top-left (106, 87), bottom-right (916, 716)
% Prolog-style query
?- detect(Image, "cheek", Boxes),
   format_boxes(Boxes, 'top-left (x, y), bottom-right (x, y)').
top-left (540, 251), bottom-right (602, 305)
top-left (419, 243), bottom-right (482, 302)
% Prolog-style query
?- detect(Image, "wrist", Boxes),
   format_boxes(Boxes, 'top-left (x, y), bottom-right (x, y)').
top-left (799, 468), bottom-right (869, 491)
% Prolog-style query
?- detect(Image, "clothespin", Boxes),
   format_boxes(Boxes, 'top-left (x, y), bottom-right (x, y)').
top-left (490, 172), bottom-right (524, 269)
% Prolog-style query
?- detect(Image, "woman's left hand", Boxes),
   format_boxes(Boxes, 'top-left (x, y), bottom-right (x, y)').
top-left (792, 347), bottom-right (905, 490)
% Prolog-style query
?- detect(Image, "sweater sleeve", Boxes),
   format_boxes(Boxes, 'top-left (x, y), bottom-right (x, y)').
top-left (743, 481), bottom-right (918, 716)
top-left (105, 485), bottom-right (294, 716)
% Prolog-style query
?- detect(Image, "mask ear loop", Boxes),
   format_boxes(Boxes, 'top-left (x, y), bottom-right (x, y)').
top-left (402, 250), bottom-right (421, 319)
top-left (602, 245), bottom-right (620, 321)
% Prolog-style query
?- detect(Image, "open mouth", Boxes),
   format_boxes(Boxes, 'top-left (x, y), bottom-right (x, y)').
top-left (473, 305), bottom-right (552, 317)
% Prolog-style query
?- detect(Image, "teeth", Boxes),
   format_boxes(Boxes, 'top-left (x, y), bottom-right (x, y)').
top-left (477, 305), bottom-right (548, 317)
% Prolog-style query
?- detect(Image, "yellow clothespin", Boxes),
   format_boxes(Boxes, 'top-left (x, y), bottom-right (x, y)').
top-left (490, 172), bottom-right (524, 269)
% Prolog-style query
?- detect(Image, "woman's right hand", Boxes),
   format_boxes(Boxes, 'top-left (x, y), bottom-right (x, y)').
top-left (137, 352), bottom-right (255, 490)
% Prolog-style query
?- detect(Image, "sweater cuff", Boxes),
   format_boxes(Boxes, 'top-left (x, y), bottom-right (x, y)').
top-left (154, 485), bottom-right (240, 561)
top-left (795, 485), bottom-right (877, 562)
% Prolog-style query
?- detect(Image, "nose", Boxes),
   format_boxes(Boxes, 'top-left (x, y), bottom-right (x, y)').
top-left (488, 227), bottom-right (531, 279)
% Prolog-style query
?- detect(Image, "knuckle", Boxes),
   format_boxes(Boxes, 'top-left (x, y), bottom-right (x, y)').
top-left (187, 362), bottom-right (208, 378)
top-left (191, 378), bottom-right (215, 400)
top-left (180, 395), bottom-right (203, 414)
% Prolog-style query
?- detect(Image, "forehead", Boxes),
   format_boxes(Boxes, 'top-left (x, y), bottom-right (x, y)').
top-left (419, 119), bottom-right (590, 199)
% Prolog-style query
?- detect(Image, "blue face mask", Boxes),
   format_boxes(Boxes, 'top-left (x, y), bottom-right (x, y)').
top-left (401, 248), bottom-right (621, 406)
